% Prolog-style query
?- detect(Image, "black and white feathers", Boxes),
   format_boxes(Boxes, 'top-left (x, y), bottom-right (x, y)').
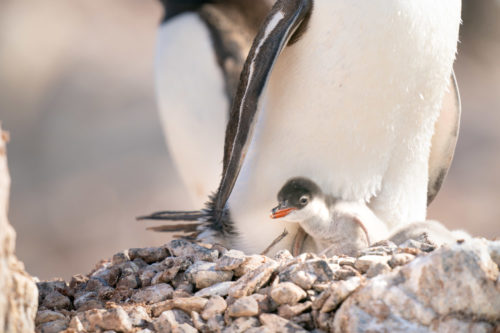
top-left (155, 0), bottom-right (273, 208)
top-left (146, 0), bottom-right (462, 254)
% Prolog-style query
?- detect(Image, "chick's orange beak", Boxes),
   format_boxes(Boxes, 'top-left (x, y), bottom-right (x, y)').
top-left (270, 206), bottom-right (297, 219)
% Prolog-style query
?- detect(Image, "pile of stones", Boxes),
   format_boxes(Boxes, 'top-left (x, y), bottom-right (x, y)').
top-left (36, 237), bottom-right (500, 332)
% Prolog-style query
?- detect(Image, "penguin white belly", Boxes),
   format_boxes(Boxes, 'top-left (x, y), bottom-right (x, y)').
top-left (228, 0), bottom-right (461, 253)
top-left (156, 14), bottom-right (227, 207)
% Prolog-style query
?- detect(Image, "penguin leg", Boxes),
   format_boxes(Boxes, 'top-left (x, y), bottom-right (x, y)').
top-left (292, 227), bottom-right (308, 256)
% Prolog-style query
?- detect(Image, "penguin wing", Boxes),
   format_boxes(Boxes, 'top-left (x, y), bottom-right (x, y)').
top-left (427, 72), bottom-right (461, 205)
top-left (214, 0), bottom-right (313, 217)
top-left (158, 0), bottom-right (208, 21)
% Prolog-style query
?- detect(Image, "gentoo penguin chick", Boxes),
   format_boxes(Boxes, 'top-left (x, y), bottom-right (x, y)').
top-left (270, 177), bottom-right (389, 256)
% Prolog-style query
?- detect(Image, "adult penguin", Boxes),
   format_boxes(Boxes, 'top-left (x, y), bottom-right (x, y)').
top-left (147, 0), bottom-right (462, 255)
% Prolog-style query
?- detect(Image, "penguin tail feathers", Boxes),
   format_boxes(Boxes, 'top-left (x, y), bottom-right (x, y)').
top-left (137, 193), bottom-right (229, 242)
top-left (137, 210), bottom-right (207, 240)
top-left (137, 210), bottom-right (206, 221)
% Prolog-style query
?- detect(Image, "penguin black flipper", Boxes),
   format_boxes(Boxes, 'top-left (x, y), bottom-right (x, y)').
top-left (156, 0), bottom-right (273, 207)
top-left (427, 72), bottom-right (461, 205)
top-left (158, 0), bottom-right (210, 22)
top-left (214, 0), bottom-right (313, 219)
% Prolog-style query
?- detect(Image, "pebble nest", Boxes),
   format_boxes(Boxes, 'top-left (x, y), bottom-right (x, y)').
top-left (35, 237), bottom-right (500, 333)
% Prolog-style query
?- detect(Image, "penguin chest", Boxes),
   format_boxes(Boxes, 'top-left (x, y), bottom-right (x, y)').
top-left (227, 0), bottom-right (461, 253)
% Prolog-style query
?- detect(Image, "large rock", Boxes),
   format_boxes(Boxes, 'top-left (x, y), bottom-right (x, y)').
top-left (0, 126), bottom-right (38, 332)
top-left (334, 238), bottom-right (500, 332)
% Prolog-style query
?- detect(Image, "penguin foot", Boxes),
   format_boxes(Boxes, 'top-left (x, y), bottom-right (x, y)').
top-left (389, 220), bottom-right (471, 247)
top-left (260, 229), bottom-right (289, 256)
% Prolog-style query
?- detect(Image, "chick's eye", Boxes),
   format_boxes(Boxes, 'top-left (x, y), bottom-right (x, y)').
top-left (299, 196), bottom-right (309, 205)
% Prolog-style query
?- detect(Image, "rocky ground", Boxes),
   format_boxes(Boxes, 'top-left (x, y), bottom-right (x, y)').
top-left (36, 236), bottom-right (500, 333)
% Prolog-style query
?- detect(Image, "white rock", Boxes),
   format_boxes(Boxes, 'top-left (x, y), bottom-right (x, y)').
top-left (80, 307), bottom-right (133, 332)
top-left (185, 261), bottom-right (233, 289)
top-left (291, 270), bottom-right (317, 290)
top-left (37, 319), bottom-right (69, 333)
top-left (216, 249), bottom-right (248, 271)
top-left (227, 296), bottom-right (259, 317)
top-left (153, 309), bottom-right (193, 332)
top-left (68, 316), bottom-right (85, 331)
top-left (229, 260), bottom-right (279, 298)
top-left (354, 255), bottom-right (390, 273)
top-left (259, 313), bottom-right (308, 333)
top-left (167, 239), bottom-right (219, 262)
top-left (152, 297), bottom-right (208, 317)
top-left (194, 281), bottom-right (235, 297)
top-left (388, 253), bottom-right (416, 268)
top-left (35, 310), bottom-right (66, 325)
top-left (131, 283), bottom-right (173, 304)
top-left (334, 239), bottom-right (500, 331)
top-left (270, 282), bottom-right (307, 305)
top-left (222, 317), bottom-right (260, 333)
top-left (321, 277), bottom-right (362, 312)
top-left (173, 323), bottom-right (198, 333)
top-left (127, 306), bottom-right (151, 327)
top-left (201, 295), bottom-right (227, 320)
top-left (234, 255), bottom-right (267, 276)
top-left (366, 262), bottom-right (392, 278)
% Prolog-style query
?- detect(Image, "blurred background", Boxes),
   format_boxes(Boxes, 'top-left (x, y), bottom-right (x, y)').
top-left (0, 0), bottom-right (498, 280)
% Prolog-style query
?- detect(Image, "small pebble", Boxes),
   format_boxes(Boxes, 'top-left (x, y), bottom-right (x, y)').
top-left (278, 301), bottom-right (312, 319)
top-left (321, 277), bottom-right (362, 312)
top-left (366, 262), bottom-right (392, 278)
top-left (127, 306), bottom-right (151, 327)
top-left (354, 255), bottom-right (389, 273)
top-left (82, 307), bottom-right (133, 332)
top-left (234, 255), bottom-right (267, 277)
top-left (74, 291), bottom-right (102, 311)
top-left (116, 274), bottom-right (139, 290)
top-left (153, 309), bottom-right (193, 332)
top-left (35, 310), bottom-right (66, 325)
top-left (167, 239), bottom-right (219, 262)
top-left (42, 291), bottom-right (71, 310)
top-left (37, 319), bottom-right (69, 333)
top-left (270, 282), bottom-right (307, 305)
top-left (388, 253), bottom-right (416, 268)
top-left (185, 261), bottom-right (233, 289)
top-left (215, 249), bottom-right (247, 271)
top-left (194, 281), bottom-right (234, 297)
top-left (291, 270), bottom-right (317, 290)
top-left (202, 296), bottom-right (227, 320)
top-left (223, 317), bottom-right (260, 333)
top-left (227, 296), bottom-right (259, 317)
top-left (259, 313), bottom-right (308, 333)
top-left (111, 250), bottom-right (130, 265)
top-left (129, 247), bottom-right (169, 264)
top-left (229, 260), bottom-right (279, 298)
top-left (131, 283), bottom-right (174, 304)
top-left (152, 297), bottom-right (208, 317)
top-left (190, 311), bottom-right (208, 331)
top-left (68, 316), bottom-right (85, 331)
